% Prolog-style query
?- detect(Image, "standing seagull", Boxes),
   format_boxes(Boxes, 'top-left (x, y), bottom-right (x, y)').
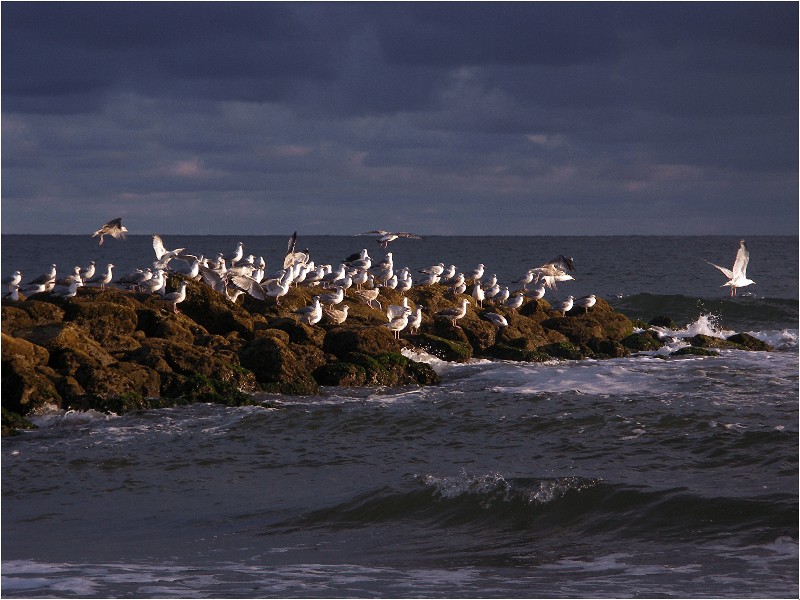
top-left (705, 240), bottom-right (755, 297)
top-left (559, 295), bottom-right (575, 317)
top-left (162, 281), bottom-right (188, 314)
top-left (436, 298), bottom-right (470, 327)
top-left (355, 230), bottom-right (423, 249)
top-left (92, 218), bottom-right (128, 245)
top-left (574, 294), bottom-right (597, 313)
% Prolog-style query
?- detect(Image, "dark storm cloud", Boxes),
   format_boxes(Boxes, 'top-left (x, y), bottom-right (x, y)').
top-left (1, 2), bottom-right (797, 235)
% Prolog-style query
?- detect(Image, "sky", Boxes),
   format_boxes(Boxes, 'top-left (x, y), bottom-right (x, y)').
top-left (1, 1), bottom-right (797, 236)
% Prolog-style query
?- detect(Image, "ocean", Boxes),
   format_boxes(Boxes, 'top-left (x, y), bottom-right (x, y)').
top-left (1, 235), bottom-right (798, 598)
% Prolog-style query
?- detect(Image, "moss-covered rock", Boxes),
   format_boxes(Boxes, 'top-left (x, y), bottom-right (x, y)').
top-left (406, 333), bottom-right (473, 362)
top-left (239, 336), bottom-right (322, 394)
top-left (725, 333), bottom-right (773, 351)
top-left (539, 341), bottom-right (585, 360)
top-left (688, 334), bottom-right (741, 350)
top-left (621, 330), bottom-right (665, 351)
top-left (323, 326), bottom-right (401, 359)
top-left (483, 343), bottom-right (551, 362)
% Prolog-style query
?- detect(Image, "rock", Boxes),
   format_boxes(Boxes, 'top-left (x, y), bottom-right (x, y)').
top-left (586, 338), bottom-right (631, 359)
top-left (406, 333), bottom-right (473, 362)
top-left (538, 341), bottom-right (585, 360)
top-left (672, 347), bottom-right (719, 357)
top-left (649, 316), bottom-right (678, 329)
top-left (483, 343), bottom-right (550, 362)
top-left (323, 326), bottom-right (401, 359)
top-left (172, 278), bottom-right (255, 336)
top-left (1, 333), bottom-right (49, 369)
top-left (688, 334), bottom-right (740, 350)
top-left (621, 330), bottom-right (665, 351)
top-left (239, 336), bottom-right (323, 395)
top-left (2, 359), bottom-right (61, 413)
top-left (725, 333), bottom-right (773, 351)
top-left (14, 322), bottom-right (116, 373)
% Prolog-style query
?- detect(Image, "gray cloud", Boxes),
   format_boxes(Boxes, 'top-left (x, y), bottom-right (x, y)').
top-left (1, 2), bottom-right (797, 235)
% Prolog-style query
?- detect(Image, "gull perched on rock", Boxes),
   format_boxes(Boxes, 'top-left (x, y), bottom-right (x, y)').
top-left (483, 312), bottom-right (509, 328)
top-left (436, 298), bottom-right (470, 327)
top-left (407, 306), bottom-right (423, 334)
top-left (28, 264), bottom-right (57, 288)
top-left (574, 294), bottom-right (597, 313)
top-left (51, 279), bottom-right (80, 299)
top-left (355, 230), bottom-right (423, 249)
top-left (323, 303), bottom-right (350, 325)
top-left (705, 240), bottom-right (754, 297)
top-left (384, 307), bottom-right (412, 339)
top-left (353, 288), bottom-right (382, 310)
top-left (92, 218), bottom-right (128, 245)
top-left (3, 271), bottom-right (22, 292)
top-left (295, 296), bottom-right (322, 326)
top-left (86, 263), bottom-right (114, 290)
top-left (559, 295), bottom-right (575, 317)
top-left (162, 281), bottom-right (188, 313)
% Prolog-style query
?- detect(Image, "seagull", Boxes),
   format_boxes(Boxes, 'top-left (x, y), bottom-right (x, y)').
top-left (162, 281), bottom-right (188, 313)
top-left (153, 235), bottom-right (186, 264)
top-left (705, 240), bottom-right (755, 297)
top-left (384, 307), bottom-right (412, 339)
top-left (3, 271), bottom-right (22, 291)
top-left (559, 295), bottom-right (575, 317)
top-left (79, 261), bottom-right (96, 282)
top-left (284, 231), bottom-right (311, 269)
top-left (355, 230), bottom-right (423, 248)
top-left (529, 283), bottom-right (546, 301)
top-left (353, 288), bottom-right (382, 310)
top-left (472, 282), bottom-right (485, 308)
top-left (225, 242), bottom-right (244, 266)
top-left (92, 218), bottom-right (128, 245)
top-left (466, 264), bottom-right (485, 284)
top-left (319, 286), bottom-right (345, 306)
top-left (295, 296), bottom-right (322, 326)
top-left (387, 297), bottom-right (411, 321)
top-left (118, 268), bottom-right (153, 291)
top-left (344, 249), bottom-right (372, 271)
top-left (87, 263), bottom-right (114, 290)
top-left (323, 303), bottom-right (350, 325)
top-left (407, 306), bottom-right (423, 334)
top-left (28, 264), bottom-right (57, 287)
top-left (51, 279), bottom-right (80, 299)
top-left (4, 284), bottom-right (21, 301)
top-left (504, 293), bottom-right (525, 312)
top-left (483, 312), bottom-right (509, 328)
top-left (436, 298), bottom-right (470, 327)
top-left (574, 294), bottom-right (597, 313)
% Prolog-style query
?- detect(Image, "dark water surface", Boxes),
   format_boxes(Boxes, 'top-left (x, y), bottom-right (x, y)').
top-left (2, 235), bottom-right (797, 598)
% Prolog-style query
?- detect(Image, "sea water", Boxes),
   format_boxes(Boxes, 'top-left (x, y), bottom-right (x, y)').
top-left (1, 235), bottom-right (797, 597)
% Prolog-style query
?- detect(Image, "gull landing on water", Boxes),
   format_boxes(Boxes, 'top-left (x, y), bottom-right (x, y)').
top-left (705, 240), bottom-right (755, 297)
top-left (92, 218), bottom-right (128, 245)
top-left (354, 230), bottom-right (423, 249)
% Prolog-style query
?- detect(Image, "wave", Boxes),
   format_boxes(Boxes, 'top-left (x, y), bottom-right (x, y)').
top-left (267, 471), bottom-right (795, 543)
top-left (609, 293), bottom-right (798, 333)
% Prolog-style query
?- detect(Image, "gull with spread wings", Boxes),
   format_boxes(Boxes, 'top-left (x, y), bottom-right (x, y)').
top-left (705, 240), bottom-right (755, 297)
top-left (92, 218), bottom-right (128, 245)
top-left (354, 230), bottom-right (423, 248)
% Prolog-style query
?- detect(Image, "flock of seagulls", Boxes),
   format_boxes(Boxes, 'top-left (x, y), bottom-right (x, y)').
top-left (2, 218), bottom-right (756, 339)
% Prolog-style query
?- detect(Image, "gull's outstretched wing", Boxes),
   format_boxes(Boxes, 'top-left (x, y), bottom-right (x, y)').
top-left (705, 260), bottom-right (733, 279)
top-left (732, 241), bottom-right (749, 278)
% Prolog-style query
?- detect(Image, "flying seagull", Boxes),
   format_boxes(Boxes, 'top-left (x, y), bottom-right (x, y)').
top-left (354, 230), bottom-right (423, 248)
top-left (705, 240), bottom-right (755, 297)
top-left (92, 218), bottom-right (128, 245)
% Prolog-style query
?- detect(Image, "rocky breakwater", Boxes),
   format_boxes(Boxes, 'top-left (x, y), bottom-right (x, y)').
top-left (2, 277), bottom-right (772, 434)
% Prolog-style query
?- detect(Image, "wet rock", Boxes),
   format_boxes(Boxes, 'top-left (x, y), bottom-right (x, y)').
top-left (406, 333), bottom-right (473, 362)
top-left (649, 316), bottom-right (678, 329)
top-left (725, 333), bottom-right (773, 351)
top-left (672, 346), bottom-right (719, 357)
top-left (239, 336), bottom-right (323, 395)
top-left (538, 341), bottom-right (585, 360)
top-left (621, 330), bottom-right (665, 351)
top-left (688, 334), bottom-right (741, 350)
